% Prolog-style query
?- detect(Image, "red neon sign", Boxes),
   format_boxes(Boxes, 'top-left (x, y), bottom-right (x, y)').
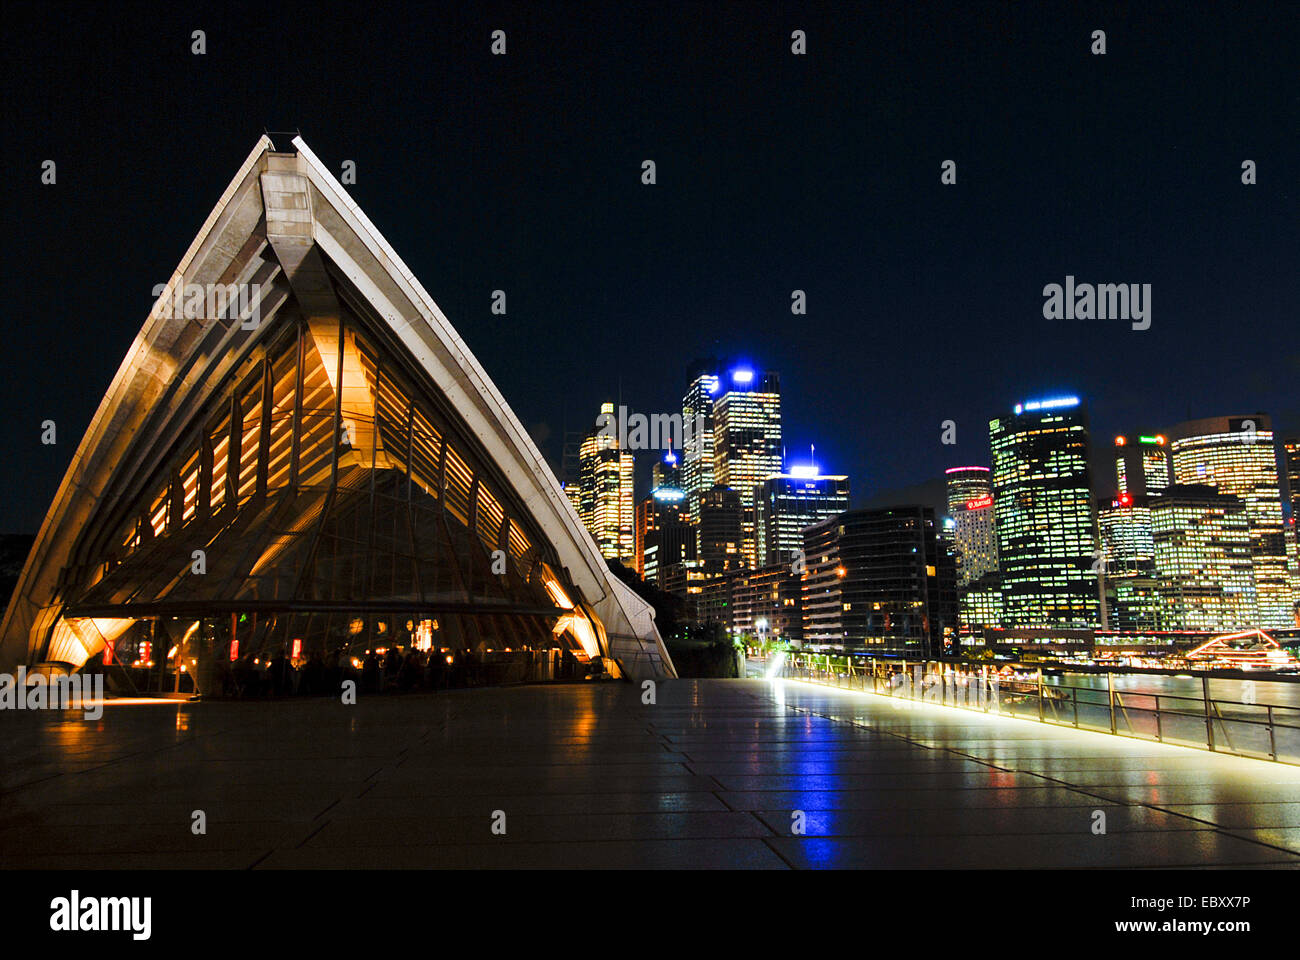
top-left (965, 495), bottom-right (993, 510)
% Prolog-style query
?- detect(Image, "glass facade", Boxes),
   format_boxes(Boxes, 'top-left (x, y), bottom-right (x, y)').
top-left (959, 571), bottom-right (1003, 633)
top-left (944, 465), bottom-right (992, 515)
top-left (637, 487), bottom-right (692, 585)
top-left (680, 360), bottom-right (719, 525)
top-left (577, 403), bottom-right (635, 563)
top-left (1168, 416), bottom-right (1292, 629)
top-left (2, 139), bottom-right (675, 684)
top-left (1098, 497), bottom-right (1156, 570)
top-left (698, 484), bottom-right (744, 577)
top-left (1150, 485), bottom-right (1257, 631)
top-left (727, 563), bottom-right (803, 644)
top-left (1113, 434), bottom-right (1171, 497)
top-left (989, 399), bottom-right (1100, 629)
top-left (753, 473), bottom-right (850, 568)
top-left (800, 507), bottom-right (957, 657)
top-left (712, 369), bottom-right (782, 569)
top-left (53, 298), bottom-right (604, 692)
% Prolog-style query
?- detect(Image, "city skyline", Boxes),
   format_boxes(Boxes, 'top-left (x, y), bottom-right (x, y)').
top-left (4, 2), bottom-right (1296, 536)
top-left (5, 0), bottom-right (1300, 892)
top-left (575, 375), bottom-right (1297, 526)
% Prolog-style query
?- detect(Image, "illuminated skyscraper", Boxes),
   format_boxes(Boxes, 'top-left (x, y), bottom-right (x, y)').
top-left (1150, 485), bottom-right (1257, 631)
top-left (680, 359), bottom-right (719, 523)
top-left (562, 480), bottom-right (583, 518)
top-left (636, 486), bottom-right (693, 585)
top-left (729, 564), bottom-right (804, 645)
top-left (1113, 433), bottom-right (1171, 497)
top-left (1285, 439), bottom-right (1300, 617)
top-left (1097, 493), bottom-right (1155, 572)
top-left (713, 366), bottom-right (782, 568)
top-left (959, 573), bottom-right (1004, 634)
top-left (635, 448), bottom-right (689, 581)
top-left (801, 507), bottom-right (957, 657)
top-left (1285, 438), bottom-right (1300, 522)
top-left (945, 465), bottom-right (992, 515)
top-left (753, 467), bottom-right (850, 567)
top-left (945, 466), bottom-right (998, 587)
top-left (698, 484), bottom-right (744, 578)
top-left (989, 396), bottom-right (1100, 628)
top-left (634, 495), bottom-right (654, 578)
top-left (653, 448), bottom-right (681, 490)
top-left (1097, 493), bottom-right (1159, 631)
top-left (578, 402), bottom-right (635, 562)
top-left (1167, 415), bottom-right (1291, 629)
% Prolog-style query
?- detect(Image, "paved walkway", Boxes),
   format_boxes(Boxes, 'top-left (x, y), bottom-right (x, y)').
top-left (2, 678), bottom-right (1299, 868)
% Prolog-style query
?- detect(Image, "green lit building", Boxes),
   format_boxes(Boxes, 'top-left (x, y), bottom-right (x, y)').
top-left (989, 396), bottom-right (1100, 629)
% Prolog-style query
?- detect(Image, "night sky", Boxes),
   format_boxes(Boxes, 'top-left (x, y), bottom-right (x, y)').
top-left (2, 0), bottom-right (1295, 534)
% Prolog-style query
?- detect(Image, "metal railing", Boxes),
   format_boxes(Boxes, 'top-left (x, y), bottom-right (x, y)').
top-left (778, 654), bottom-right (1300, 766)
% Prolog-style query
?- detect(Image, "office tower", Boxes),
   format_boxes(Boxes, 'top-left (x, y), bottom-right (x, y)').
top-left (637, 487), bottom-right (694, 585)
top-left (1285, 439), bottom-right (1300, 620)
top-left (945, 465), bottom-right (992, 514)
top-left (661, 558), bottom-right (708, 613)
top-left (960, 572), bottom-right (1004, 634)
top-left (680, 359), bottom-right (719, 522)
top-left (1150, 485), bottom-right (1257, 631)
top-left (1113, 433), bottom-right (1172, 497)
top-left (713, 366), bottom-right (782, 568)
top-left (1285, 438), bottom-right (1300, 522)
top-left (801, 518), bottom-right (844, 646)
top-left (753, 468), bottom-right (850, 567)
top-left (698, 484), bottom-right (744, 577)
top-left (945, 466), bottom-right (998, 587)
top-left (1097, 493), bottom-right (1156, 574)
top-left (989, 396), bottom-right (1100, 628)
top-left (697, 573), bottom-right (736, 630)
top-left (561, 429), bottom-right (584, 513)
top-left (1096, 493), bottom-right (1159, 631)
top-left (652, 448), bottom-right (681, 490)
top-left (729, 564), bottom-right (804, 645)
top-left (562, 480), bottom-right (583, 519)
top-left (578, 402), bottom-right (635, 562)
top-left (801, 507), bottom-right (957, 657)
top-left (1167, 415), bottom-right (1291, 629)
top-left (634, 495), bottom-right (653, 577)
top-left (1107, 576), bottom-right (1162, 633)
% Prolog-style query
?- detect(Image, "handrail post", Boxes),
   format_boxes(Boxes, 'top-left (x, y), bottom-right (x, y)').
top-left (1072, 685), bottom-right (1078, 728)
top-left (1267, 705), bottom-right (1276, 761)
top-left (1037, 668), bottom-right (1045, 722)
top-left (1202, 676), bottom-right (1215, 752)
top-left (1155, 694), bottom-right (1162, 742)
top-left (1107, 671), bottom-right (1116, 735)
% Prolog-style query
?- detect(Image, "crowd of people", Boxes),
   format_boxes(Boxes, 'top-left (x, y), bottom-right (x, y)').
top-left (210, 645), bottom-right (593, 698)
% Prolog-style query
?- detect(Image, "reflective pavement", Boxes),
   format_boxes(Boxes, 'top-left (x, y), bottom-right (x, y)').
top-left (2, 678), bottom-right (1299, 868)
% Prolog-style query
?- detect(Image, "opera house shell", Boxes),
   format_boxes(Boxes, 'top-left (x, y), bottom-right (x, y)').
top-left (0, 136), bottom-right (675, 689)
